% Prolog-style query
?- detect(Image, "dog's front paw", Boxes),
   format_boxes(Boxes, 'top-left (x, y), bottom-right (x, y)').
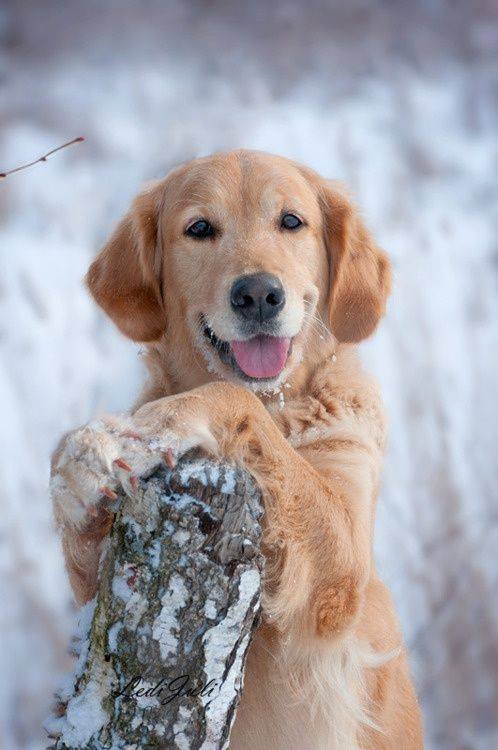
top-left (50, 414), bottom-right (162, 528)
top-left (132, 392), bottom-right (219, 465)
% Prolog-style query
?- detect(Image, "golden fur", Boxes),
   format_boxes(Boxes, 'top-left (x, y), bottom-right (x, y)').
top-left (51, 150), bottom-right (423, 748)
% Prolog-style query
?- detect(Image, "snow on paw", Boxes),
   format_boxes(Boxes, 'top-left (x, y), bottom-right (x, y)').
top-left (50, 415), bottom-right (162, 529)
top-left (132, 395), bottom-right (219, 467)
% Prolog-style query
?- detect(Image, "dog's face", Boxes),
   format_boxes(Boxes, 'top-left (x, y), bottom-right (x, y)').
top-left (87, 151), bottom-right (391, 389)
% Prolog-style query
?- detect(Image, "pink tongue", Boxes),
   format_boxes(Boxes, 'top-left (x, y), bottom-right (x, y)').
top-left (231, 336), bottom-right (291, 379)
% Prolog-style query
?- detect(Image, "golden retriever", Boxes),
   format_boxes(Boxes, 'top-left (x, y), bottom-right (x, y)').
top-left (51, 150), bottom-right (423, 748)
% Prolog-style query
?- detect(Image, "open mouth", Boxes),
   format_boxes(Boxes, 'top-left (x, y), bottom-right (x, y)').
top-left (201, 317), bottom-right (291, 381)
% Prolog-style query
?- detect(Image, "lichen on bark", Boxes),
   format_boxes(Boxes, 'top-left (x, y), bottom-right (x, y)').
top-left (48, 453), bottom-right (263, 750)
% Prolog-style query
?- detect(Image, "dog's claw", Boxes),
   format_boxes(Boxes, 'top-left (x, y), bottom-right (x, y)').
top-left (163, 447), bottom-right (176, 468)
top-left (113, 457), bottom-right (132, 472)
top-left (130, 475), bottom-right (139, 491)
top-left (100, 486), bottom-right (118, 500)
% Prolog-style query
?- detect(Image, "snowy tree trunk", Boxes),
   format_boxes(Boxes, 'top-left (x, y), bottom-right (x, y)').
top-left (47, 453), bottom-right (263, 750)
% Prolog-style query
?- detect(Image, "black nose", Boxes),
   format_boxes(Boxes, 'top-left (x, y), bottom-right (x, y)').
top-left (230, 273), bottom-right (285, 323)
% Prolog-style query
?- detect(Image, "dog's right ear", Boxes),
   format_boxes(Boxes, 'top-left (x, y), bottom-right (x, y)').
top-left (86, 181), bottom-right (166, 342)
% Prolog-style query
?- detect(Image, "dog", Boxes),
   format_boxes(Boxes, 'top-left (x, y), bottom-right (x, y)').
top-left (51, 150), bottom-right (423, 749)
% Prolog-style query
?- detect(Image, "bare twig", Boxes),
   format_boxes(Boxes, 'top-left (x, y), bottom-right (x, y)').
top-left (0, 136), bottom-right (85, 179)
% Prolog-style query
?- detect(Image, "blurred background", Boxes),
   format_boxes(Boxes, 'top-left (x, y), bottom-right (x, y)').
top-left (1, 1), bottom-right (497, 748)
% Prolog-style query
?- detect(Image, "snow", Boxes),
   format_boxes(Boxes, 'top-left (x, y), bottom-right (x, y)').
top-left (220, 469), bottom-right (237, 495)
top-left (152, 574), bottom-right (189, 661)
top-left (1, 2), bottom-right (497, 748)
top-left (201, 569), bottom-right (261, 750)
top-left (172, 529), bottom-right (191, 545)
top-left (204, 598), bottom-right (219, 621)
top-left (44, 597), bottom-right (111, 748)
top-left (107, 621), bottom-right (123, 653)
top-left (111, 572), bottom-right (133, 604)
top-left (59, 680), bottom-right (109, 748)
top-left (177, 458), bottom-right (210, 487)
top-left (148, 538), bottom-right (162, 569)
top-left (173, 705), bottom-right (193, 750)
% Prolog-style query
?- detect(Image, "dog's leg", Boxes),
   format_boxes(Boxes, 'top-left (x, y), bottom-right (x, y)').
top-left (50, 418), bottom-right (164, 604)
top-left (133, 382), bottom-right (375, 641)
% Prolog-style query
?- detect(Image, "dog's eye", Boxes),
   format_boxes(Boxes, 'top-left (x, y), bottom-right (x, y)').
top-left (186, 219), bottom-right (215, 239)
top-left (281, 213), bottom-right (302, 230)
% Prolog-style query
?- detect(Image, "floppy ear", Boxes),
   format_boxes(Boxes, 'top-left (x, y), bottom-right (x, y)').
top-left (319, 181), bottom-right (392, 343)
top-left (86, 182), bottom-right (166, 342)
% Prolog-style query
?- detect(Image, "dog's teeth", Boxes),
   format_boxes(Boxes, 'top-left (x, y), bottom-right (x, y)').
top-left (205, 327), bottom-right (215, 342)
top-left (203, 324), bottom-right (220, 345)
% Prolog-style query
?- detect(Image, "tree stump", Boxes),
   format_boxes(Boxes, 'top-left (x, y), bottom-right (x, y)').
top-left (47, 453), bottom-right (264, 750)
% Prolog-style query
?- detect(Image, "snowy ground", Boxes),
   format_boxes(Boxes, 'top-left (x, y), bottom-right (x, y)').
top-left (0, 1), bottom-right (497, 748)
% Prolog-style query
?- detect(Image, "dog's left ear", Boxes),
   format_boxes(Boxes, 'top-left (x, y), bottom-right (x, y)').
top-left (321, 182), bottom-right (392, 343)
top-left (301, 166), bottom-right (392, 343)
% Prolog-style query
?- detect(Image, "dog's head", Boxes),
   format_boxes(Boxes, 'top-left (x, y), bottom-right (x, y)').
top-left (87, 151), bottom-right (391, 389)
